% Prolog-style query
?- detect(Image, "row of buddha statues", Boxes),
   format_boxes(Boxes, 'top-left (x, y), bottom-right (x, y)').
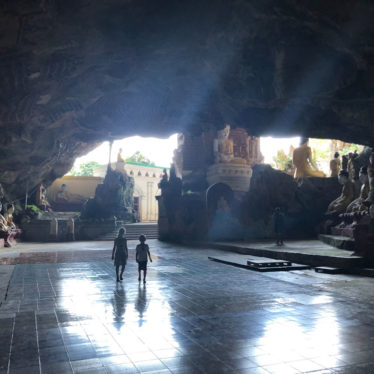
top-left (326, 152), bottom-right (373, 218)
top-left (327, 152), bottom-right (374, 257)
top-left (329, 150), bottom-right (360, 179)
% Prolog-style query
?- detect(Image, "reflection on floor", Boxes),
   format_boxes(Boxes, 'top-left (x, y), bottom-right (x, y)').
top-left (0, 241), bottom-right (374, 373)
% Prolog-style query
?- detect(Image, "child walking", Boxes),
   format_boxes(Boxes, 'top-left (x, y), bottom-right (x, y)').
top-left (112, 228), bottom-right (128, 282)
top-left (136, 235), bottom-right (152, 283)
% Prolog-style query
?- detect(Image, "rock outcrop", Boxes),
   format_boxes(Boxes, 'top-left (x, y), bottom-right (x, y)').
top-left (1, 0), bottom-right (374, 199)
top-left (80, 167), bottom-right (135, 221)
top-left (243, 164), bottom-right (341, 238)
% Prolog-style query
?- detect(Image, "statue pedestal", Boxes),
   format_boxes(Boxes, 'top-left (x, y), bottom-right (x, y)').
top-left (207, 163), bottom-right (252, 192)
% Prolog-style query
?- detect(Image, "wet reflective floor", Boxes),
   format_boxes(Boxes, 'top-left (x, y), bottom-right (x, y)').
top-left (1, 240), bottom-right (374, 373)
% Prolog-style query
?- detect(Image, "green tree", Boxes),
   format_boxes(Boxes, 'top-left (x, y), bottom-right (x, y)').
top-left (272, 150), bottom-right (292, 170)
top-left (69, 161), bottom-right (101, 176)
top-left (125, 151), bottom-right (155, 166)
top-left (341, 143), bottom-right (362, 155)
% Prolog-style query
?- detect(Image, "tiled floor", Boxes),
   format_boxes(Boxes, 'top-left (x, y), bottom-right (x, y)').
top-left (1, 240), bottom-right (374, 373)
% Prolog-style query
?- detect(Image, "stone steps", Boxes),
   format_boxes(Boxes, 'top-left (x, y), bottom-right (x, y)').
top-left (318, 234), bottom-right (355, 251)
top-left (97, 223), bottom-right (158, 240)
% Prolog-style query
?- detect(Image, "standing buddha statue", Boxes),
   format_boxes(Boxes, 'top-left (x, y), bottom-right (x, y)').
top-left (116, 148), bottom-right (126, 173)
top-left (329, 152), bottom-right (341, 177)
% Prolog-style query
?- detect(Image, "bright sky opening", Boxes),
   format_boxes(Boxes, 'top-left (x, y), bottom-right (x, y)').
top-left (260, 137), bottom-right (301, 164)
top-left (74, 135), bottom-right (339, 173)
top-left (74, 134), bottom-right (179, 169)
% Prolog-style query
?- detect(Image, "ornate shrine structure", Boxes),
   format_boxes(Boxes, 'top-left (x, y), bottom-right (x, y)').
top-left (173, 125), bottom-right (263, 195)
top-left (158, 125), bottom-right (264, 241)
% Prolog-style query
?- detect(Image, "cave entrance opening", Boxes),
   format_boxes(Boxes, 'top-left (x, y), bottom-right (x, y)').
top-left (46, 134), bottom-right (178, 225)
top-left (260, 136), bottom-right (365, 177)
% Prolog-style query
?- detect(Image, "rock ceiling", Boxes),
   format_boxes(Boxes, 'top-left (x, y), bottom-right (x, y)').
top-left (0, 0), bottom-right (374, 199)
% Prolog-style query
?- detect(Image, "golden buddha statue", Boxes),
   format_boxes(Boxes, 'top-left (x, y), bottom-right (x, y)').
top-left (346, 167), bottom-right (369, 213)
top-left (292, 138), bottom-right (325, 178)
top-left (116, 147), bottom-right (126, 173)
top-left (117, 148), bottom-right (125, 163)
top-left (326, 170), bottom-right (355, 215)
top-left (329, 152), bottom-right (341, 177)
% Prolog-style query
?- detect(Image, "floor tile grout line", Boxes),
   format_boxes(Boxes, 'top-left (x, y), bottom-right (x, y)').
top-left (6, 314), bottom-right (15, 374)
top-left (34, 309), bottom-right (42, 374)
top-left (54, 308), bottom-right (74, 373)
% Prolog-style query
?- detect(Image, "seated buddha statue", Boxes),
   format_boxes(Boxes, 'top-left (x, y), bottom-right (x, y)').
top-left (292, 138), bottom-right (325, 178)
top-left (326, 170), bottom-right (355, 216)
top-left (214, 125), bottom-right (247, 164)
top-left (4, 204), bottom-right (16, 229)
top-left (56, 184), bottom-right (69, 203)
top-left (214, 125), bottom-right (234, 163)
top-left (56, 184), bottom-right (85, 204)
top-left (346, 166), bottom-right (369, 213)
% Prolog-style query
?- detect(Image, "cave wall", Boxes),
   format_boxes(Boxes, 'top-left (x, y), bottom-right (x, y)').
top-left (1, 0), bottom-right (374, 200)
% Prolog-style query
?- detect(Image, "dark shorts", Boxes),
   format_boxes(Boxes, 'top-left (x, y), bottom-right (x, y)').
top-left (138, 261), bottom-right (147, 271)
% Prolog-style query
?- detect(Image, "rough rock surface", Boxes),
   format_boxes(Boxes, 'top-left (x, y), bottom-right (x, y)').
top-left (1, 0), bottom-right (374, 199)
top-left (243, 164), bottom-right (341, 238)
top-left (80, 167), bottom-right (134, 221)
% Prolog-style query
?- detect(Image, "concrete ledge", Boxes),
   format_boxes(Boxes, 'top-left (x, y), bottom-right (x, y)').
top-left (318, 234), bottom-right (355, 251)
top-left (194, 241), bottom-right (365, 269)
